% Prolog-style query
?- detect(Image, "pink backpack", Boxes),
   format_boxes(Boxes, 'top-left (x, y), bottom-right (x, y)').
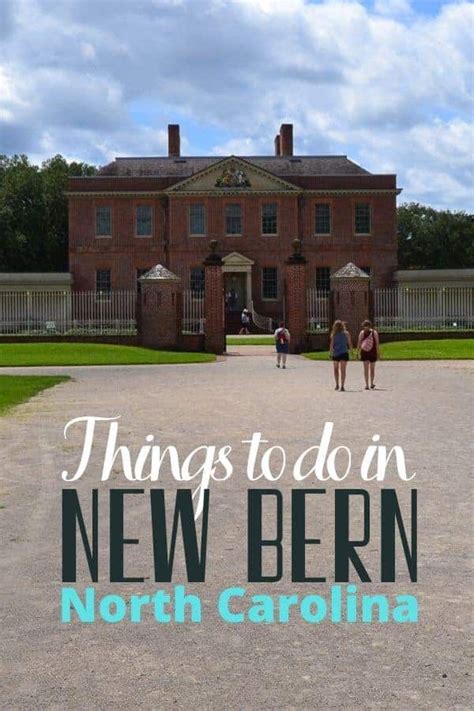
top-left (361, 330), bottom-right (374, 352)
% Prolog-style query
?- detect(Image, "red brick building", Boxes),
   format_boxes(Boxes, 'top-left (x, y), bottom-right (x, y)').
top-left (68, 123), bottom-right (400, 320)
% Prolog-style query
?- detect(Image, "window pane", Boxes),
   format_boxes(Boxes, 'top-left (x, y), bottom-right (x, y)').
top-left (315, 204), bottom-right (331, 234)
top-left (190, 267), bottom-right (205, 292)
top-left (262, 203), bottom-right (277, 234)
top-left (136, 205), bottom-right (152, 236)
top-left (262, 267), bottom-right (278, 299)
top-left (96, 207), bottom-right (111, 236)
top-left (96, 269), bottom-right (111, 292)
top-left (355, 203), bottom-right (371, 233)
top-left (225, 204), bottom-right (242, 234)
top-left (316, 267), bottom-right (331, 292)
top-left (190, 204), bottom-right (206, 235)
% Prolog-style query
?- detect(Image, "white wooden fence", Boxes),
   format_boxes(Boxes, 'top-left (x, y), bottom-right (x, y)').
top-left (373, 287), bottom-right (474, 331)
top-left (307, 289), bottom-right (330, 332)
top-left (0, 290), bottom-right (137, 335)
top-left (182, 290), bottom-right (205, 334)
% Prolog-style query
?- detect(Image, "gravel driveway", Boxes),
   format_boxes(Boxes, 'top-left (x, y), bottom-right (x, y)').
top-left (0, 355), bottom-right (472, 710)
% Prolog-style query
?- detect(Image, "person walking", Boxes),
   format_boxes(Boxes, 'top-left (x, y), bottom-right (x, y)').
top-left (329, 320), bottom-right (352, 391)
top-left (274, 321), bottom-right (290, 369)
top-left (239, 308), bottom-right (250, 335)
top-left (357, 319), bottom-right (380, 389)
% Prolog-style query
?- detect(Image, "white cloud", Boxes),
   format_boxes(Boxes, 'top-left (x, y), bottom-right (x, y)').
top-left (374, 0), bottom-right (412, 16)
top-left (0, 0), bottom-right (472, 210)
top-left (80, 42), bottom-right (96, 60)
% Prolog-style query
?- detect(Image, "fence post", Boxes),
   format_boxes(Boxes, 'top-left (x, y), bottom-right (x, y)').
top-left (138, 265), bottom-right (182, 349)
top-left (203, 240), bottom-right (225, 354)
top-left (285, 238), bottom-right (307, 353)
top-left (330, 263), bottom-right (370, 344)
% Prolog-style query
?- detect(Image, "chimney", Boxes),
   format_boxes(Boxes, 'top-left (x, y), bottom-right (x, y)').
top-left (168, 124), bottom-right (180, 157)
top-left (274, 134), bottom-right (281, 156)
top-left (279, 123), bottom-right (293, 156)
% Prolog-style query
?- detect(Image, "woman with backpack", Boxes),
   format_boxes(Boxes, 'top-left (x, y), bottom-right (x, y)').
top-left (357, 320), bottom-right (380, 389)
top-left (329, 320), bottom-right (352, 391)
top-left (239, 308), bottom-right (250, 335)
top-left (274, 321), bottom-right (290, 369)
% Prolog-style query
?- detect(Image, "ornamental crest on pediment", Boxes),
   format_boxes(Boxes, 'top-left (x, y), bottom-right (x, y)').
top-left (215, 165), bottom-right (251, 188)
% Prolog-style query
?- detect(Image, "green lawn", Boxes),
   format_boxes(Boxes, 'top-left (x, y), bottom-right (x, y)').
top-left (0, 375), bottom-right (70, 415)
top-left (304, 338), bottom-right (474, 361)
top-left (227, 335), bottom-right (274, 345)
top-left (0, 343), bottom-right (215, 367)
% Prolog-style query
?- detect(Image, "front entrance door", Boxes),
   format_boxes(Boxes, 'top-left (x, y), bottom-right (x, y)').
top-left (225, 272), bottom-right (247, 312)
top-left (225, 272), bottom-right (247, 333)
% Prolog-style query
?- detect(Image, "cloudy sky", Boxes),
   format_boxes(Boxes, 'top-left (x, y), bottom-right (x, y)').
top-left (0, 0), bottom-right (473, 210)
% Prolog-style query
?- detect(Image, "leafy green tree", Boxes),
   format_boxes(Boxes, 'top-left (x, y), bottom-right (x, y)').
top-left (0, 155), bottom-right (46, 271)
top-left (41, 155), bottom-right (97, 271)
top-left (398, 203), bottom-right (474, 269)
top-left (0, 154), bottom-right (97, 272)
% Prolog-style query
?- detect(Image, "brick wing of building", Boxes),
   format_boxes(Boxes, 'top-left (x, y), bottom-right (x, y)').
top-left (68, 123), bottom-right (401, 322)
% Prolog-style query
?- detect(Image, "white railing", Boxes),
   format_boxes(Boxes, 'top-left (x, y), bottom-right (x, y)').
top-left (182, 290), bottom-right (205, 334)
top-left (0, 290), bottom-right (137, 335)
top-left (250, 301), bottom-right (273, 332)
top-left (307, 289), bottom-right (330, 332)
top-left (373, 287), bottom-right (474, 331)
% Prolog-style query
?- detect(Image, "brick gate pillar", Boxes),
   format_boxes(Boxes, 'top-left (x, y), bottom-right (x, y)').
top-left (330, 262), bottom-right (370, 344)
top-left (203, 240), bottom-right (225, 354)
top-left (139, 265), bottom-right (182, 349)
top-left (285, 238), bottom-right (307, 353)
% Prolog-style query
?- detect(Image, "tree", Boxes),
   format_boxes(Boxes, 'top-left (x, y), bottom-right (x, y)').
top-left (397, 203), bottom-right (474, 270)
top-left (0, 154), bottom-right (97, 272)
top-left (41, 155), bottom-right (97, 271)
top-left (0, 155), bottom-right (46, 271)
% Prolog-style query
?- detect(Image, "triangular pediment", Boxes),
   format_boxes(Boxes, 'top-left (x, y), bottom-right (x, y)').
top-left (223, 252), bottom-right (255, 267)
top-left (166, 156), bottom-right (299, 194)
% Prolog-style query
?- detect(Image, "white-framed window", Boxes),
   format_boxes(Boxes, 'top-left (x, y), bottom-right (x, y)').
top-left (95, 206), bottom-right (112, 236)
top-left (355, 203), bottom-right (371, 234)
top-left (225, 204), bottom-right (242, 235)
top-left (262, 267), bottom-right (278, 300)
top-left (315, 204), bottom-right (331, 235)
top-left (95, 269), bottom-right (111, 299)
top-left (262, 203), bottom-right (277, 234)
top-left (189, 204), bottom-right (206, 235)
top-left (136, 205), bottom-right (152, 236)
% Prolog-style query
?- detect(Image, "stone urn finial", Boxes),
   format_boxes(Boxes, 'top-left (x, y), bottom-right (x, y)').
top-left (204, 239), bottom-right (223, 266)
top-left (293, 238), bottom-right (302, 255)
top-left (286, 237), bottom-right (306, 264)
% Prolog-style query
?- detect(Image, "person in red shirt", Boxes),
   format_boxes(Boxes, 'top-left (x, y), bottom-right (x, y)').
top-left (274, 322), bottom-right (291, 369)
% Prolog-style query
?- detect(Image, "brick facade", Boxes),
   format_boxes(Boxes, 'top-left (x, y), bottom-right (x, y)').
top-left (284, 244), bottom-right (308, 353)
top-left (68, 123), bottom-right (400, 322)
top-left (203, 254), bottom-right (225, 354)
top-left (139, 267), bottom-right (182, 349)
